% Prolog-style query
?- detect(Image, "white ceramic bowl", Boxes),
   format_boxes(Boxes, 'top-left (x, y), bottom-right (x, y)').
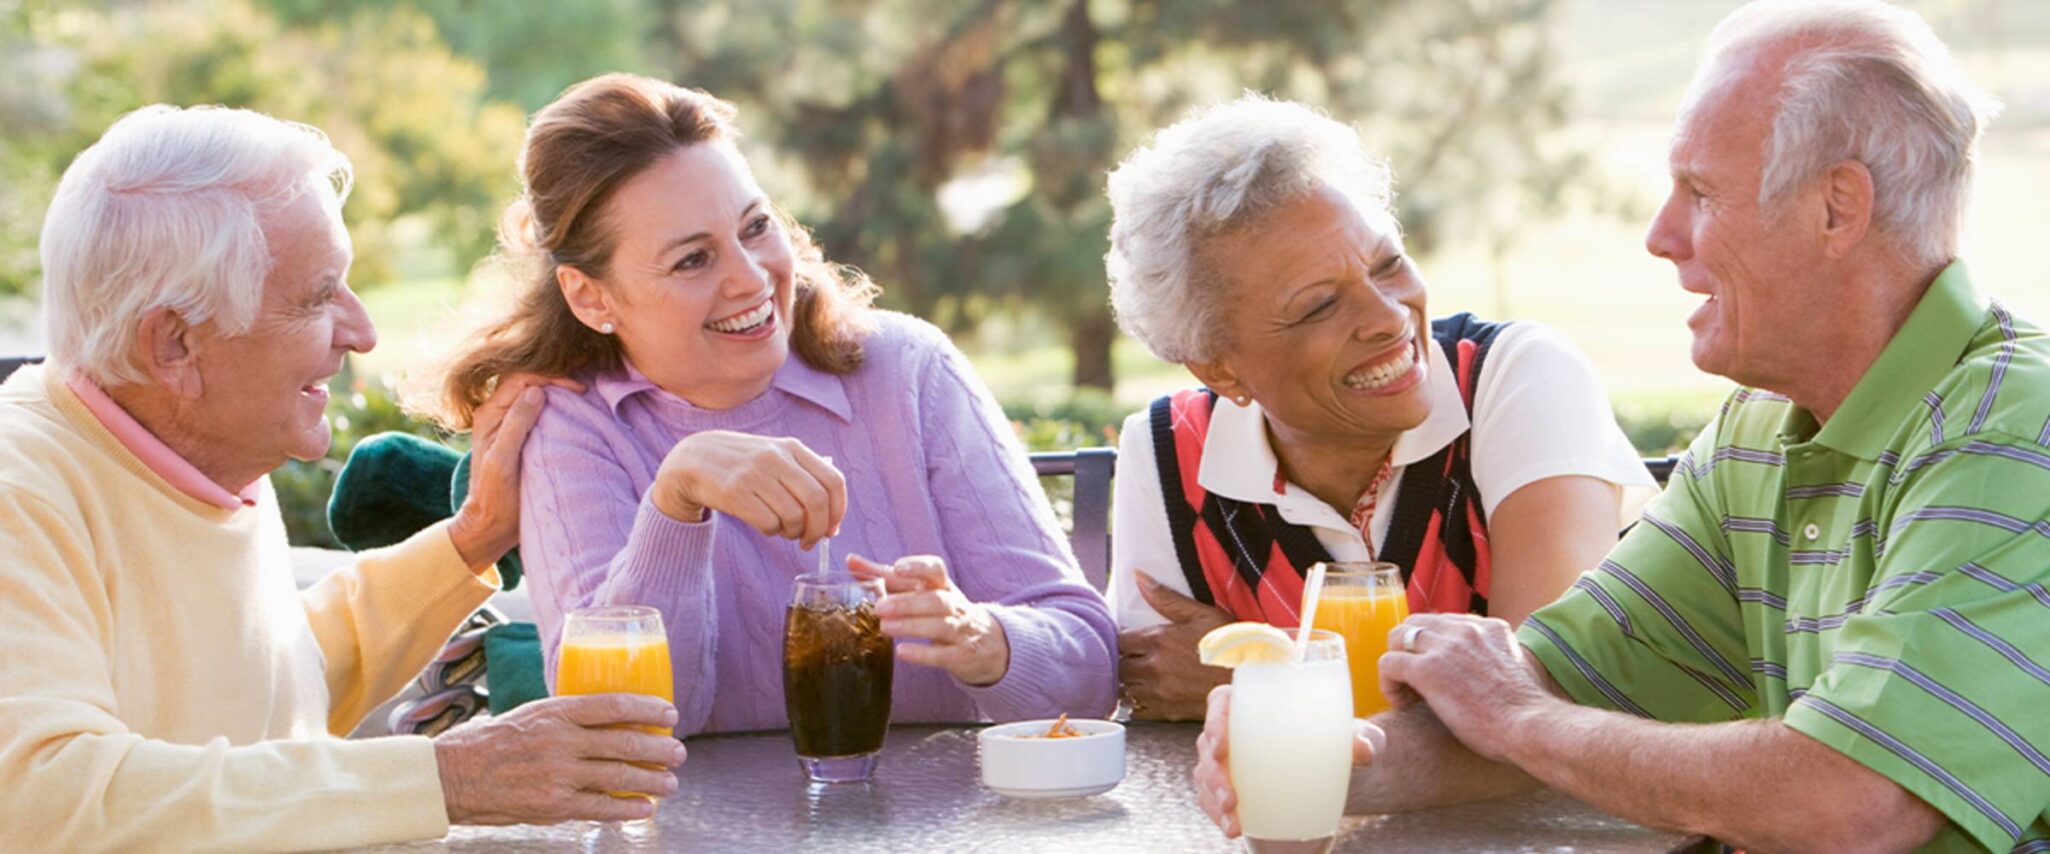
top-left (978, 718), bottom-right (1126, 799)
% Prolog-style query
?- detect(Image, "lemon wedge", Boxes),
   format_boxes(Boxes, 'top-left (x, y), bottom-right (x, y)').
top-left (1197, 622), bottom-right (1296, 667)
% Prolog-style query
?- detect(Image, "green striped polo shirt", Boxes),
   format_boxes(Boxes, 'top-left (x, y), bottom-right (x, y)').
top-left (1520, 263), bottom-right (2050, 852)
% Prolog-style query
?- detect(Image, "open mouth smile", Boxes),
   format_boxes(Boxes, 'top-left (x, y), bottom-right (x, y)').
top-left (706, 299), bottom-right (776, 337)
top-left (1342, 336), bottom-right (1423, 392)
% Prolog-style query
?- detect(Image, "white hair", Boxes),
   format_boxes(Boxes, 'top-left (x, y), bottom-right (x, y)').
top-left (1693, 0), bottom-right (2000, 268)
top-left (1105, 95), bottom-right (1397, 364)
top-left (40, 105), bottom-right (353, 386)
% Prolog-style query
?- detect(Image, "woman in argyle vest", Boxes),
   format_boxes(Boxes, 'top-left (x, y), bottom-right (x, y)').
top-left (1103, 96), bottom-right (1658, 720)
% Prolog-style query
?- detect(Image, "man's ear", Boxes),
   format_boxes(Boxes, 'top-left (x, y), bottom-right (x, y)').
top-left (135, 307), bottom-right (201, 399)
top-left (556, 265), bottom-right (618, 332)
top-left (1820, 159), bottom-right (1875, 260)
top-left (1186, 357), bottom-right (1251, 406)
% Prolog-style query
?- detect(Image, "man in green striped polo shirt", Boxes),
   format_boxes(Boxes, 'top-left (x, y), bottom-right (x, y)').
top-left (1193, 1), bottom-right (2047, 851)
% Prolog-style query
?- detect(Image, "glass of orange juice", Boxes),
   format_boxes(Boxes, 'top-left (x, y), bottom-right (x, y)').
top-left (1307, 561), bottom-right (1409, 718)
top-left (555, 605), bottom-right (676, 805)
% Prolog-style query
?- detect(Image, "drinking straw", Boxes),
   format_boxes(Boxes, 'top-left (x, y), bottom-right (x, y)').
top-left (815, 455), bottom-right (834, 580)
top-left (1294, 562), bottom-right (1329, 662)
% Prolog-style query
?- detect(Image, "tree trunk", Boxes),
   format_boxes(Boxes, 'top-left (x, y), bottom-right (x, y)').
top-left (1055, 0), bottom-right (1114, 393)
top-left (1070, 304), bottom-right (1116, 391)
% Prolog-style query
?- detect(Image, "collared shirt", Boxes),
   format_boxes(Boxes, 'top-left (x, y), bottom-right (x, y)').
top-left (64, 372), bottom-right (257, 511)
top-left (591, 353), bottom-right (855, 423)
top-left (1520, 263), bottom-right (2050, 852)
top-left (514, 311), bottom-right (1118, 735)
top-left (1111, 321), bottom-right (1657, 629)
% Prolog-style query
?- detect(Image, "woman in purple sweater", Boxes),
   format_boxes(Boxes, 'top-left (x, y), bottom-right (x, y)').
top-left (424, 74), bottom-right (1117, 735)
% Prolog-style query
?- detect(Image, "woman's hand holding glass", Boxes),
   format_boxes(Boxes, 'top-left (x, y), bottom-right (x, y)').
top-left (651, 431), bottom-right (846, 548)
top-left (850, 554), bottom-right (1011, 687)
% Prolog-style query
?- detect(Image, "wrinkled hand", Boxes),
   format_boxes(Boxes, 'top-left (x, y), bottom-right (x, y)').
top-left (1118, 572), bottom-right (1232, 721)
top-left (448, 374), bottom-right (585, 568)
top-left (851, 554), bottom-right (1010, 687)
top-left (1378, 613), bottom-right (1555, 763)
top-left (651, 432), bottom-right (845, 548)
top-left (434, 693), bottom-right (685, 825)
top-left (1194, 685), bottom-right (1381, 839)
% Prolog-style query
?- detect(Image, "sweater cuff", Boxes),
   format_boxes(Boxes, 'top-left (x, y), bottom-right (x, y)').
top-left (601, 494), bottom-right (718, 605)
top-left (959, 604), bottom-right (1070, 720)
top-left (348, 735), bottom-right (453, 844)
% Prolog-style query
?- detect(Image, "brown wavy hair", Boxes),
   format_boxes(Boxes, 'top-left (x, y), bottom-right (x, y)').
top-left (420, 73), bottom-right (877, 429)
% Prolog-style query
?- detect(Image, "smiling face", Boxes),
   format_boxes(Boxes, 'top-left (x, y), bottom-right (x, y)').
top-left (185, 187), bottom-right (375, 472)
top-left (1645, 56), bottom-right (1835, 390)
top-left (1191, 184), bottom-right (1433, 444)
top-left (568, 141), bottom-right (797, 409)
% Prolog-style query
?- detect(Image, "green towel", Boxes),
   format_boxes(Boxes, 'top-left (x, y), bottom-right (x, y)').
top-left (327, 432), bottom-right (524, 589)
top-left (483, 622), bottom-right (549, 714)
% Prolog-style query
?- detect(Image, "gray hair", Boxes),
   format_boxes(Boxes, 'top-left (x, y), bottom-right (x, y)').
top-left (1695, 0), bottom-right (2000, 267)
top-left (40, 105), bottom-right (353, 386)
top-left (1105, 95), bottom-right (1396, 364)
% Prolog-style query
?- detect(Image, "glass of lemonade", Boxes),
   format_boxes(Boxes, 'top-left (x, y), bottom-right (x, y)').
top-left (1229, 629), bottom-right (1353, 852)
top-left (784, 572), bottom-right (894, 783)
top-left (1309, 561), bottom-right (1409, 718)
top-left (555, 605), bottom-right (676, 803)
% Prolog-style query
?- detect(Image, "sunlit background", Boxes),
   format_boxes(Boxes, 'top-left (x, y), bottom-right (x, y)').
top-left (2, 0), bottom-right (2041, 543)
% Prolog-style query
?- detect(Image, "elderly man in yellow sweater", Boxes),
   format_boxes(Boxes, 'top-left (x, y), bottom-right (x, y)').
top-left (0, 106), bottom-right (686, 851)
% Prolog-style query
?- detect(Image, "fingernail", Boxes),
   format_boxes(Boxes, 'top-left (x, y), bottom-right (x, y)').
top-left (1214, 787), bottom-right (1230, 804)
top-left (672, 744), bottom-right (687, 765)
top-left (521, 387), bottom-right (541, 404)
top-left (663, 707), bottom-right (679, 726)
top-left (662, 775), bottom-right (680, 794)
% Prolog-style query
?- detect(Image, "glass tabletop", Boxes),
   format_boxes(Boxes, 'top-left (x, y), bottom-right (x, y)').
top-left (345, 722), bottom-right (1705, 853)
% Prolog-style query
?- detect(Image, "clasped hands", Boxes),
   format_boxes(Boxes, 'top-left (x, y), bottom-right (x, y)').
top-left (1191, 613), bottom-right (1560, 837)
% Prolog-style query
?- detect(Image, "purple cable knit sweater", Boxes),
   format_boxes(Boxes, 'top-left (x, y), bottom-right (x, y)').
top-left (518, 312), bottom-right (1118, 735)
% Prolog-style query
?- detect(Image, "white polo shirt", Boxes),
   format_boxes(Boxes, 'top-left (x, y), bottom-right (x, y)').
top-left (1109, 321), bottom-right (1658, 629)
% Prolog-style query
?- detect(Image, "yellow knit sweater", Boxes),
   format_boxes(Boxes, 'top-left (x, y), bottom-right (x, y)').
top-left (0, 366), bottom-right (499, 852)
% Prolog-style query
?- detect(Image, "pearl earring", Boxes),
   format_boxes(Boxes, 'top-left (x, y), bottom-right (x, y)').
top-left (600, 322), bottom-right (616, 335)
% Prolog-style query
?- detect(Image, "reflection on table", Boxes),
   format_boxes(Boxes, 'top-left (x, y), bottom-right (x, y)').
top-left (344, 722), bottom-right (1707, 853)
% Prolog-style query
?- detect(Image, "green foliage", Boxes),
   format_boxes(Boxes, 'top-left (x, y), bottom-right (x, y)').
top-left (272, 365), bottom-right (455, 547)
top-left (265, 0), bottom-right (657, 111)
top-left (1003, 388), bottom-right (1127, 449)
top-left (0, 0), bottom-right (523, 296)
top-left (1613, 406), bottom-right (1709, 459)
top-left (642, 0), bottom-right (1586, 389)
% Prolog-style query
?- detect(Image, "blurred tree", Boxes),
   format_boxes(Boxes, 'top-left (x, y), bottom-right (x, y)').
top-left (0, 0), bottom-right (522, 296)
top-left (646, 0), bottom-right (1586, 390)
top-left (0, 1), bottom-right (82, 299)
top-left (266, 0), bottom-right (656, 111)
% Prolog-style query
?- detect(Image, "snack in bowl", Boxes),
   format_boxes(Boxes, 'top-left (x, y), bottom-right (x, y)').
top-left (1029, 714), bottom-right (1085, 739)
top-left (978, 716), bottom-right (1126, 799)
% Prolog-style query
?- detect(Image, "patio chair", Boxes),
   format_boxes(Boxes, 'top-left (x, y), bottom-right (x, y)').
top-left (0, 356), bottom-right (44, 383)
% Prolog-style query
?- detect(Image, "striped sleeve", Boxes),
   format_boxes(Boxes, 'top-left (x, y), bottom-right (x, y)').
top-left (1518, 415), bottom-right (1757, 724)
top-left (1784, 431), bottom-right (2050, 852)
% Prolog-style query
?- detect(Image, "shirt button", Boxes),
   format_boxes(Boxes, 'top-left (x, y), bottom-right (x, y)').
top-left (1803, 523), bottom-right (1821, 541)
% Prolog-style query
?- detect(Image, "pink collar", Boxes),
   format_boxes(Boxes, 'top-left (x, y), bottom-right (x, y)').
top-left (65, 373), bottom-right (257, 511)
